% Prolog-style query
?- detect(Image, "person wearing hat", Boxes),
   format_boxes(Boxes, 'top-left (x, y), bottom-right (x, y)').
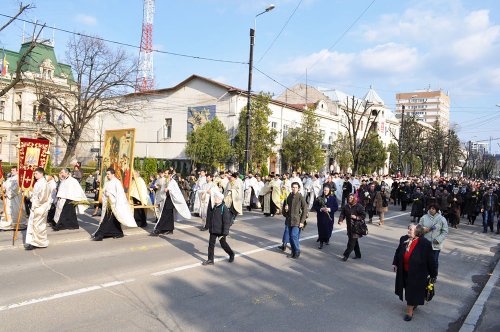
top-left (202, 190), bottom-right (235, 265)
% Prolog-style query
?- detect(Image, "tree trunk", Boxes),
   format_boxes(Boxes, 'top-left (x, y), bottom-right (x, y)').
top-left (60, 141), bottom-right (78, 167)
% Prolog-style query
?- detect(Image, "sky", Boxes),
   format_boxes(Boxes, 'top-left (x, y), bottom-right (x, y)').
top-left (1, 0), bottom-right (499, 152)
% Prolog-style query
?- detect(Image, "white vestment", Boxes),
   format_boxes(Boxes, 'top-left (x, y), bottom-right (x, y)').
top-left (0, 174), bottom-right (25, 230)
top-left (243, 177), bottom-right (258, 207)
top-left (157, 178), bottom-right (192, 221)
top-left (25, 177), bottom-right (51, 247)
top-left (54, 176), bottom-right (88, 224)
top-left (99, 177), bottom-right (137, 228)
top-left (192, 176), bottom-right (207, 214)
top-left (224, 179), bottom-right (243, 216)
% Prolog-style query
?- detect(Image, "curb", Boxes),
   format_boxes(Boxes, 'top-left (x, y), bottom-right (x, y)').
top-left (459, 255), bottom-right (500, 332)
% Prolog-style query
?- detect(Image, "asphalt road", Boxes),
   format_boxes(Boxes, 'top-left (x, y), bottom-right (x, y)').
top-left (0, 205), bottom-right (498, 332)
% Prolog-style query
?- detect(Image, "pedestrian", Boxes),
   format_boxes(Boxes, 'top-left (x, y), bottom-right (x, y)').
top-left (151, 171), bottom-right (191, 236)
top-left (341, 176), bottom-right (353, 207)
top-left (313, 185), bottom-right (338, 249)
top-left (393, 224), bottom-right (437, 322)
top-left (91, 167), bottom-right (137, 241)
top-left (447, 187), bottom-right (463, 229)
top-left (410, 187), bottom-right (425, 223)
top-left (481, 187), bottom-right (498, 233)
top-left (282, 182), bottom-right (307, 259)
top-left (0, 166), bottom-right (26, 231)
top-left (465, 186), bottom-right (481, 225)
top-left (374, 186), bottom-right (389, 226)
top-left (338, 193), bottom-right (366, 261)
top-left (52, 168), bottom-right (87, 231)
top-left (418, 203), bottom-right (448, 275)
top-left (24, 167), bottom-right (51, 250)
top-left (202, 191), bottom-right (235, 265)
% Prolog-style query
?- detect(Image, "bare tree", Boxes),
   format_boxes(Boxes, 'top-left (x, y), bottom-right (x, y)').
top-left (34, 35), bottom-right (140, 165)
top-left (340, 96), bottom-right (381, 175)
top-left (0, 3), bottom-right (46, 98)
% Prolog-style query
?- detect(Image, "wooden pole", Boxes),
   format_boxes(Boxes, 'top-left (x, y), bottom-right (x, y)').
top-left (12, 193), bottom-right (25, 245)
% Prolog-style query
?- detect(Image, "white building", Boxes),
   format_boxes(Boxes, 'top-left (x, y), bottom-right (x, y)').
top-left (101, 75), bottom-right (401, 175)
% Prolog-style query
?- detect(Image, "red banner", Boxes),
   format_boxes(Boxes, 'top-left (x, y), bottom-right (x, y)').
top-left (18, 138), bottom-right (50, 191)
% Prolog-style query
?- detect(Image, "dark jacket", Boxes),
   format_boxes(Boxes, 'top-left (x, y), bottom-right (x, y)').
top-left (339, 202), bottom-right (366, 239)
top-left (393, 235), bottom-right (437, 305)
top-left (342, 181), bottom-right (353, 197)
top-left (283, 192), bottom-right (307, 227)
top-left (410, 192), bottom-right (425, 218)
top-left (207, 202), bottom-right (232, 236)
top-left (482, 193), bottom-right (499, 212)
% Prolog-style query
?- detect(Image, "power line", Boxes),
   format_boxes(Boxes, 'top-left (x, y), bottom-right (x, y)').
top-left (0, 13), bottom-right (248, 65)
top-left (256, 0), bottom-right (303, 63)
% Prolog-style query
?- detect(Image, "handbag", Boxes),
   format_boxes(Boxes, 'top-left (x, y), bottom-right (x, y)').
top-left (353, 218), bottom-right (368, 236)
top-left (425, 277), bottom-right (435, 302)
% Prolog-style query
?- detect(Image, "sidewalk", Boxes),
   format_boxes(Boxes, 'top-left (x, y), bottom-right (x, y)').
top-left (460, 248), bottom-right (500, 332)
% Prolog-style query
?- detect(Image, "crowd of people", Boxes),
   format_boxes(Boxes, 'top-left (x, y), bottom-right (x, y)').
top-left (2, 165), bottom-right (499, 321)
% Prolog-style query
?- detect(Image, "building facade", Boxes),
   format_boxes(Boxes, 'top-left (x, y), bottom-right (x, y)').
top-left (101, 75), bottom-right (400, 175)
top-left (395, 89), bottom-right (450, 128)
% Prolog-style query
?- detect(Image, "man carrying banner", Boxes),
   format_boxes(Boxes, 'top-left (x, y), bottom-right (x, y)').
top-left (52, 168), bottom-right (87, 231)
top-left (25, 167), bottom-right (51, 250)
top-left (0, 166), bottom-right (26, 231)
top-left (151, 170), bottom-right (191, 236)
top-left (91, 167), bottom-right (137, 241)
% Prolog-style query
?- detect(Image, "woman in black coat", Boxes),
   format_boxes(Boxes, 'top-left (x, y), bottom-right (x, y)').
top-left (202, 191), bottom-right (235, 266)
top-left (393, 224), bottom-right (437, 321)
top-left (313, 185), bottom-right (339, 249)
top-left (410, 187), bottom-right (425, 223)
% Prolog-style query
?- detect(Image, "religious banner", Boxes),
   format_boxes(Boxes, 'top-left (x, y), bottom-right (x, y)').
top-left (18, 138), bottom-right (50, 191)
top-left (100, 128), bottom-right (135, 198)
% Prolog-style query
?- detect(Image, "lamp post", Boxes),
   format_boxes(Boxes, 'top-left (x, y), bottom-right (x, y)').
top-left (244, 4), bottom-right (275, 174)
top-left (397, 104), bottom-right (405, 176)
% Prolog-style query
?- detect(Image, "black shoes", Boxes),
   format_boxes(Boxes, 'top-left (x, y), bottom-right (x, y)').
top-left (113, 234), bottom-right (124, 239)
top-left (199, 227), bottom-right (208, 231)
top-left (150, 230), bottom-right (160, 236)
top-left (290, 252), bottom-right (300, 259)
top-left (164, 230), bottom-right (173, 235)
top-left (278, 245), bottom-right (286, 252)
top-left (91, 236), bottom-right (103, 241)
top-left (24, 244), bottom-right (36, 250)
top-left (202, 259), bottom-right (214, 266)
top-left (404, 314), bottom-right (413, 321)
top-left (228, 254), bottom-right (235, 263)
top-left (353, 256), bottom-right (361, 259)
top-left (342, 256), bottom-right (348, 262)
top-left (318, 242), bottom-right (323, 249)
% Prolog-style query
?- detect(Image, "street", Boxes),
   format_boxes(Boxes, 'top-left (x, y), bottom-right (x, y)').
top-left (0, 206), bottom-right (498, 332)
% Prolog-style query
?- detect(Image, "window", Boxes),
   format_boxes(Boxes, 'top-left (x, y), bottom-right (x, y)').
top-left (164, 118), bottom-right (172, 139)
top-left (17, 104), bottom-right (22, 121)
top-left (283, 124), bottom-right (289, 138)
top-left (271, 121), bottom-right (277, 129)
top-left (0, 100), bottom-right (5, 120)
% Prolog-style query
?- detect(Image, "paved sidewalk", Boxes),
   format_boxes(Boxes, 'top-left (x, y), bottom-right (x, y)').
top-left (460, 245), bottom-right (500, 332)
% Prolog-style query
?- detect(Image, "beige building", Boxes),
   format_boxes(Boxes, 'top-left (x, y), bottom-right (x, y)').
top-left (395, 89), bottom-right (450, 128)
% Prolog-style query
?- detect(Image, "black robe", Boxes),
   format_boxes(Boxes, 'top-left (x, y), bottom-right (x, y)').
top-left (132, 197), bottom-right (147, 227)
top-left (393, 235), bottom-right (437, 306)
top-left (313, 195), bottom-right (338, 243)
top-left (94, 208), bottom-right (123, 238)
top-left (154, 192), bottom-right (175, 232)
top-left (55, 199), bottom-right (79, 230)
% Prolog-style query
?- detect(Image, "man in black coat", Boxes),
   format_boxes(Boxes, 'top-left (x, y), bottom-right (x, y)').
top-left (338, 193), bottom-right (366, 261)
top-left (202, 191), bottom-right (235, 265)
top-left (481, 187), bottom-right (499, 233)
top-left (393, 224), bottom-right (437, 321)
top-left (341, 176), bottom-right (353, 207)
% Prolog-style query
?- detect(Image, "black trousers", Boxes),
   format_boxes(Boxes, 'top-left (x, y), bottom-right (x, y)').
top-left (208, 233), bottom-right (234, 261)
top-left (401, 200), bottom-right (407, 211)
top-left (343, 236), bottom-right (361, 259)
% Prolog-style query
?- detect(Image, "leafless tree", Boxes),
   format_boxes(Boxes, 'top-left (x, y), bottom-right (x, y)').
top-left (340, 96), bottom-right (380, 175)
top-left (0, 3), bottom-right (45, 98)
top-left (34, 35), bottom-right (141, 165)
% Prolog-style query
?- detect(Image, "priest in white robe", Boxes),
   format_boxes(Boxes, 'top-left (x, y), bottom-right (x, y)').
top-left (130, 170), bottom-right (152, 228)
top-left (224, 172), bottom-right (243, 220)
top-left (260, 176), bottom-right (281, 216)
top-left (0, 166), bottom-right (26, 231)
top-left (191, 170), bottom-right (207, 215)
top-left (243, 173), bottom-right (258, 211)
top-left (92, 167), bottom-right (137, 241)
top-left (152, 171), bottom-right (191, 236)
top-left (25, 167), bottom-right (51, 250)
top-left (199, 174), bottom-right (218, 231)
top-left (53, 168), bottom-right (87, 231)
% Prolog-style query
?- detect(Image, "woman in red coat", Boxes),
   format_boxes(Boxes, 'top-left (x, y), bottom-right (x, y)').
top-left (393, 224), bottom-right (437, 321)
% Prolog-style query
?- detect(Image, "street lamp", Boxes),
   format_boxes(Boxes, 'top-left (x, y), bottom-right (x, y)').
top-left (244, 4), bottom-right (275, 174)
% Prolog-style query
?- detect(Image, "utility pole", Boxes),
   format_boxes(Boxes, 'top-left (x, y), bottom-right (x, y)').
top-left (398, 105), bottom-right (405, 176)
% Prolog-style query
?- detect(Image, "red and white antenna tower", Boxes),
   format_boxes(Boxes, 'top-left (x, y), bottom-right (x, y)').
top-left (136, 0), bottom-right (155, 92)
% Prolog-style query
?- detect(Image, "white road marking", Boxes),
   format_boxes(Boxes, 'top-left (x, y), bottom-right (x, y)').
top-left (0, 279), bottom-right (135, 312)
top-left (0, 212), bottom-right (409, 311)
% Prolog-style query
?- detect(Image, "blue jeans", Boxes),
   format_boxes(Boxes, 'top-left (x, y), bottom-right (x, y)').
top-left (433, 250), bottom-right (440, 275)
top-left (281, 225), bottom-right (289, 245)
top-left (483, 210), bottom-right (494, 232)
top-left (288, 226), bottom-right (301, 255)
